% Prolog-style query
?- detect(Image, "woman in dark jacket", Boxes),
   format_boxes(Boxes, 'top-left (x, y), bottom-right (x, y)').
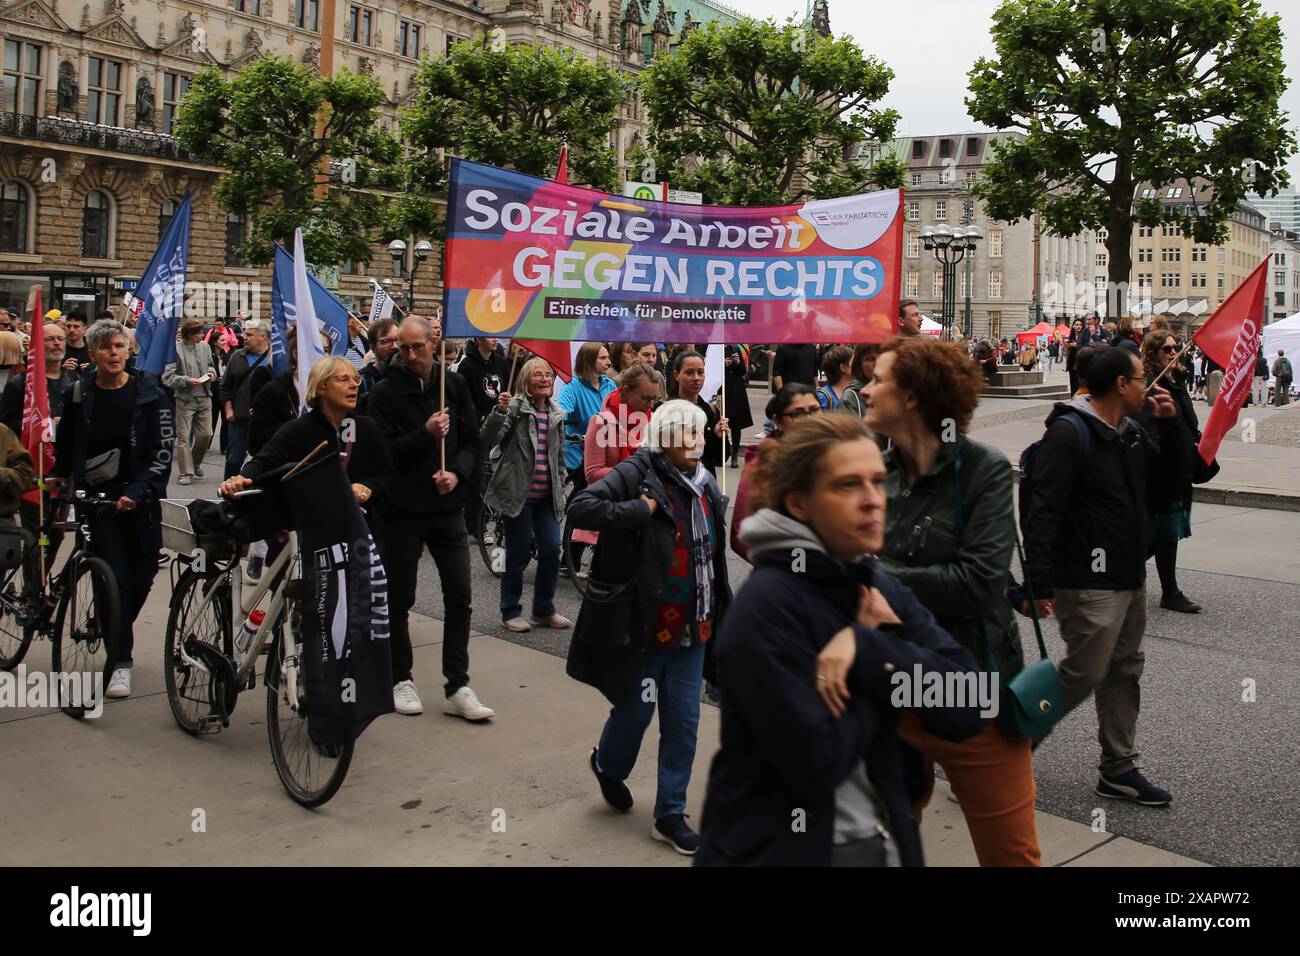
top-left (1141, 331), bottom-right (1203, 613)
top-left (566, 399), bottom-right (732, 857)
top-left (864, 336), bottom-right (1041, 866)
top-left (1064, 319), bottom-right (1086, 394)
top-left (220, 356), bottom-right (394, 546)
top-left (722, 345), bottom-right (754, 468)
top-left (666, 350), bottom-right (729, 476)
top-left (696, 413), bottom-right (982, 867)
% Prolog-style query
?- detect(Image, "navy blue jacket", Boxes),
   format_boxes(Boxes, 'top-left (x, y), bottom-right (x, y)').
top-left (696, 546), bottom-right (982, 867)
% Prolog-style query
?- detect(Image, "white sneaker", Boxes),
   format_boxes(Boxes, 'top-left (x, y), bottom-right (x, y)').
top-left (443, 685), bottom-right (494, 721)
top-left (503, 617), bottom-right (531, 633)
top-left (106, 667), bottom-right (131, 699)
top-left (393, 680), bottom-right (424, 715)
top-left (530, 612), bottom-right (572, 629)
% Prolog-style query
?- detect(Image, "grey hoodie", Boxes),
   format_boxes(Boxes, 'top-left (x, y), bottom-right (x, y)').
top-left (738, 508), bottom-right (828, 559)
top-left (1064, 392), bottom-right (1141, 438)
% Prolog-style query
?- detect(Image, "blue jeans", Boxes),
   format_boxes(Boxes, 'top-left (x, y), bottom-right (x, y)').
top-left (223, 418), bottom-right (249, 479)
top-left (500, 498), bottom-right (561, 622)
top-left (596, 639), bottom-right (706, 820)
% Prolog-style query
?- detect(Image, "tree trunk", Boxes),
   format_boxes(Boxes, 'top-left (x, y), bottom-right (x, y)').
top-left (1106, 212), bottom-right (1133, 320)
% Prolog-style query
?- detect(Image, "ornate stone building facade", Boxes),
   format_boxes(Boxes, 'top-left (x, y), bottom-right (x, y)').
top-left (0, 0), bottom-right (747, 318)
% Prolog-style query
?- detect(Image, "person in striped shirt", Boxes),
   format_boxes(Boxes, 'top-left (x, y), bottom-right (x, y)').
top-left (480, 357), bottom-right (571, 633)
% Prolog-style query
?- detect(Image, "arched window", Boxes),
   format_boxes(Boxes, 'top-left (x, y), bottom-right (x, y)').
top-left (158, 197), bottom-right (179, 239)
top-left (82, 189), bottom-right (112, 259)
top-left (0, 180), bottom-right (31, 254)
top-left (225, 211), bottom-right (247, 267)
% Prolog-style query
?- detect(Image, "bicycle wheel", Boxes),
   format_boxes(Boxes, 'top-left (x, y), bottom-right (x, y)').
top-left (0, 565), bottom-right (34, 671)
top-left (50, 556), bottom-right (120, 720)
top-left (265, 584), bottom-right (353, 807)
top-left (163, 568), bottom-right (233, 736)
top-left (477, 506), bottom-right (508, 578)
top-left (562, 519), bottom-right (596, 599)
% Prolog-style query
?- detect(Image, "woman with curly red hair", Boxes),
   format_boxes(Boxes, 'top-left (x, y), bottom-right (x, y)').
top-left (863, 336), bottom-right (1041, 866)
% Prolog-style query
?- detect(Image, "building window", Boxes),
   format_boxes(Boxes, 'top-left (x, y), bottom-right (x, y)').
top-left (934, 200), bottom-right (947, 221)
top-left (911, 140), bottom-right (925, 159)
top-left (987, 311), bottom-right (1001, 339)
top-left (1141, 188), bottom-right (1157, 199)
top-left (226, 212), bottom-right (247, 267)
top-left (1275, 252), bottom-right (1287, 266)
top-left (938, 138), bottom-right (953, 158)
top-left (1096, 252), bottom-right (1107, 267)
top-left (296, 0), bottom-right (320, 31)
top-left (158, 198), bottom-right (180, 240)
top-left (87, 56), bottom-right (123, 126)
top-left (987, 270), bottom-right (1002, 298)
top-left (1217, 273), bottom-right (1224, 288)
top-left (1192, 246), bottom-right (1207, 262)
top-left (1137, 273), bottom-right (1152, 288)
top-left (1276, 291), bottom-right (1286, 307)
top-left (904, 271), bottom-right (918, 298)
top-left (82, 189), bottom-right (112, 259)
top-left (1166, 187), bottom-right (1183, 199)
top-left (1138, 225), bottom-right (1152, 238)
top-left (988, 229), bottom-right (1002, 258)
top-left (1275, 270), bottom-right (1286, 287)
top-left (1161, 247), bottom-right (1181, 262)
top-left (1096, 229), bottom-right (1107, 244)
top-left (965, 171), bottom-right (977, 185)
top-left (446, 34), bottom-right (462, 57)
top-left (932, 272), bottom-right (944, 297)
top-left (905, 200), bottom-right (919, 222)
top-left (399, 20), bottom-right (423, 58)
top-left (1191, 273), bottom-right (1207, 288)
top-left (1160, 272), bottom-right (1178, 288)
top-left (1218, 248), bottom-right (1225, 263)
top-left (235, 0), bottom-right (261, 13)
top-left (162, 72), bottom-right (190, 136)
top-left (3, 39), bottom-right (43, 117)
top-left (347, 6), bottom-right (373, 44)
top-left (966, 137), bottom-right (980, 157)
top-left (910, 172), bottom-right (921, 186)
top-left (905, 233), bottom-right (920, 258)
top-left (0, 180), bottom-right (31, 254)
top-left (1162, 222), bottom-right (1179, 237)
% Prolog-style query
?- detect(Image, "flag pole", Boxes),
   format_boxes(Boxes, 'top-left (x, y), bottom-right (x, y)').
top-left (718, 357), bottom-right (728, 498)
top-left (26, 285), bottom-right (46, 583)
top-left (1147, 339), bottom-right (1194, 392)
top-left (439, 337), bottom-right (447, 473)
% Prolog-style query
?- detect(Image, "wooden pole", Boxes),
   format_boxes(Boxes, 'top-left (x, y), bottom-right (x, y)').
top-left (1147, 339), bottom-right (1195, 392)
top-left (718, 364), bottom-right (728, 498)
top-left (439, 336), bottom-right (447, 473)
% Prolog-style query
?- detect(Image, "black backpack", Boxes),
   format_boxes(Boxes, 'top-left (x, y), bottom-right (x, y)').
top-left (1018, 410), bottom-right (1090, 536)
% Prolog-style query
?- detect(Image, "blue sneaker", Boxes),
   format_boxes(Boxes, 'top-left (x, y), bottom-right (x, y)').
top-left (1096, 769), bottom-right (1172, 807)
top-left (651, 813), bottom-right (700, 856)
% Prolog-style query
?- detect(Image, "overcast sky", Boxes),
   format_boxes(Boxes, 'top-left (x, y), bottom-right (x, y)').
top-left (736, 0), bottom-right (1300, 185)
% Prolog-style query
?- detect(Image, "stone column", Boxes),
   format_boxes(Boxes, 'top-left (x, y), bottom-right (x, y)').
top-left (45, 44), bottom-right (60, 116)
top-left (124, 59), bottom-right (137, 127)
top-left (78, 50), bottom-right (89, 121)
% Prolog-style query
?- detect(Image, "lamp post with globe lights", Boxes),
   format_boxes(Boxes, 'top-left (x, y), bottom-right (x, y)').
top-left (921, 224), bottom-right (983, 340)
top-left (388, 238), bottom-right (434, 311)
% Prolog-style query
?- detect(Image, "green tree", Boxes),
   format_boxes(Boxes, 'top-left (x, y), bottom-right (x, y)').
top-left (637, 19), bottom-right (903, 205)
top-left (967, 0), bottom-right (1295, 316)
top-left (175, 56), bottom-right (398, 266)
top-left (401, 38), bottom-right (627, 200)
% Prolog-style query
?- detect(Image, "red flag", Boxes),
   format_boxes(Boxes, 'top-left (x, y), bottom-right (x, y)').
top-left (553, 144), bottom-right (569, 186)
top-left (20, 288), bottom-right (55, 503)
top-left (510, 147), bottom-right (575, 381)
top-left (1191, 259), bottom-right (1268, 465)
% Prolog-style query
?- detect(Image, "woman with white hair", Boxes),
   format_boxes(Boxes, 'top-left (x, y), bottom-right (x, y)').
top-left (565, 399), bottom-right (733, 857)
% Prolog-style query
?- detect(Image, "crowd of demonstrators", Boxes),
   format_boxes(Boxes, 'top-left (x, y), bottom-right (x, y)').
top-left (368, 315), bottom-right (489, 721)
top-left (584, 363), bottom-right (662, 484)
top-left (730, 384), bottom-right (820, 564)
top-left (1022, 346), bottom-right (1186, 807)
top-left (666, 350), bottom-right (729, 476)
top-left (50, 319), bottom-right (174, 701)
top-left (161, 319), bottom-right (215, 486)
top-left (480, 358), bottom-right (570, 634)
top-left (568, 399), bottom-right (732, 856)
top-left (219, 319), bottom-right (271, 478)
top-left (865, 338), bottom-right (1041, 866)
top-left (697, 414), bottom-right (982, 866)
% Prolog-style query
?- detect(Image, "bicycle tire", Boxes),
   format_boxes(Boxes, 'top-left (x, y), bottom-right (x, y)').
top-left (50, 555), bottom-right (120, 720)
top-left (561, 519), bottom-right (596, 600)
top-left (477, 506), bottom-right (508, 578)
top-left (265, 585), bottom-right (353, 807)
top-left (0, 565), bottom-right (34, 671)
top-left (163, 568), bottom-right (233, 736)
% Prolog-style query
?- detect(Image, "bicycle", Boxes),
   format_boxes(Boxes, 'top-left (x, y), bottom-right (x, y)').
top-left (160, 490), bottom-right (353, 807)
top-left (0, 490), bottom-right (121, 720)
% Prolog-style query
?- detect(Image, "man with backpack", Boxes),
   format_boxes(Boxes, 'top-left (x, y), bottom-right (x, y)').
top-left (1273, 349), bottom-right (1293, 406)
top-left (1021, 347), bottom-right (1187, 808)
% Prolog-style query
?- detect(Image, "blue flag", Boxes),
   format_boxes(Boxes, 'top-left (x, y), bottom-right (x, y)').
top-left (128, 191), bottom-right (191, 375)
top-left (269, 243), bottom-right (350, 376)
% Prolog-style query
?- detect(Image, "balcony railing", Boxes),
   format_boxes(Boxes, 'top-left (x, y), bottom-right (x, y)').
top-left (0, 112), bottom-right (199, 162)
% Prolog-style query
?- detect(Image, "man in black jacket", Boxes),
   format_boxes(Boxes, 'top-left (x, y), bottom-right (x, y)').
top-left (1023, 347), bottom-right (1185, 808)
top-left (368, 315), bottom-right (491, 722)
top-left (455, 337), bottom-right (510, 538)
top-left (219, 319), bottom-right (272, 477)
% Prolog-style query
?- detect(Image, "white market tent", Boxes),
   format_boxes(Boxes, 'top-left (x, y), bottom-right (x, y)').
top-left (1262, 312), bottom-right (1300, 381)
top-left (920, 315), bottom-right (943, 337)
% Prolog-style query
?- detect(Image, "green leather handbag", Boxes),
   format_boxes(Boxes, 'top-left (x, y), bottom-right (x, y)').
top-left (994, 537), bottom-right (1064, 740)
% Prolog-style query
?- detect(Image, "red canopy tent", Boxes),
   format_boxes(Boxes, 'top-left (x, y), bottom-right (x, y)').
top-left (1017, 321), bottom-right (1052, 345)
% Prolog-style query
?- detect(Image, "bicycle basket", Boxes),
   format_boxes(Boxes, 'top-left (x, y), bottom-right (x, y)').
top-left (162, 499), bottom-right (237, 562)
top-left (0, 525), bottom-right (33, 571)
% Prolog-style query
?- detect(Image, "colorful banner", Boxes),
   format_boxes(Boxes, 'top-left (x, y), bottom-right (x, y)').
top-left (442, 159), bottom-right (903, 344)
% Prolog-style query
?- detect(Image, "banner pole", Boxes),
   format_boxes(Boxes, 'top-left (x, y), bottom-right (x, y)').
top-left (439, 337), bottom-right (447, 473)
top-left (1147, 339), bottom-right (1194, 392)
top-left (507, 349), bottom-right (519, 398)
top-left (719, 362), bottom-right (728, 499)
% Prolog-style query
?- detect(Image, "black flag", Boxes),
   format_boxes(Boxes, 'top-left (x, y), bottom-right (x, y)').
top-left (286, 452), bottom-right (394, 746)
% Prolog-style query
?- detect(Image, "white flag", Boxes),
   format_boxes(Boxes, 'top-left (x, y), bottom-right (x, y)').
top-left (703, 343), bottom-right (725, 405)
top-left (292, 228), bottom-right (328, 412)
top-left (368, 278), bottom-right (394, 324)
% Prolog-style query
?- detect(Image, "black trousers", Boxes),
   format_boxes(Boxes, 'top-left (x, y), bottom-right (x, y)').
top-left (20, 498), bottom-right (63, 594)
top-left (382, 510), bottom-right (472, 694)
top-left (91, 503), bottom-right (162, 668)
top-left (1149, 539), bottom-right (1180, 597)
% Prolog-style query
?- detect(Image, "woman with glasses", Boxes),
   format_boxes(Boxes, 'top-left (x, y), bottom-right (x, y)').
top-left (1140, 331), bottom-right (1203, 614)
top-left (730, 383), bottom-right (819, 563)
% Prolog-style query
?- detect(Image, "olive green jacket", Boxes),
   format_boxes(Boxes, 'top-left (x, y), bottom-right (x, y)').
top-left (0, 422), bottom-right (35, 516)
top-left (877, 435), bottom-right (1024, 680)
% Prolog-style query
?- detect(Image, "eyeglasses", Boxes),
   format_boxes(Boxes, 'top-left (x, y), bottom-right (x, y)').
top-left (377, 337), bottom-right (399, 347)
top-left (329, 374), bottom-right (361, 386)
top-left (782, 407), bottom-right (820, 420)
top-left (397, 342), bottom-right (430, 353)
top-left (1160, 345), bottom-right (1179, 354)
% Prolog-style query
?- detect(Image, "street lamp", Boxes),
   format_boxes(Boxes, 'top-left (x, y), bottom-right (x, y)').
top-left (922, 224), bottom-right (982, 340)
top-left (387, 237), bottom-right (432, 310)
top-left (388, 239), bottom-right (407, 280)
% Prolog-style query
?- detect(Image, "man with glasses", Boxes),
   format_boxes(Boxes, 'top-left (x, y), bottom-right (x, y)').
top-left (368, 315), bottom-right (491, 722)
top-left (358, 317), bottom-right (398, 415)
top-left (219, 319), bottom-right (272, 478)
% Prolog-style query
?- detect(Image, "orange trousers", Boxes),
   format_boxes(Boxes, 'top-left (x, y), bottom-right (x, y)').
top-left (899, 712), bottom-right (1042, 867)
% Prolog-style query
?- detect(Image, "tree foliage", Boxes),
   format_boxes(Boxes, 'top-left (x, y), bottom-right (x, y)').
top-left (175, 56), bottom-right (398, 266)
top-left (637, 18), bottom-right (903, 205)
top-left (967, 0), bottom-right (1295, 313)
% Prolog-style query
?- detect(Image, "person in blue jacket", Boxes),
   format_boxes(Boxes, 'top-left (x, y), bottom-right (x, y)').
top-left (696, 413), bottom-right (982, 867)
top-left (51, 319), bottom-right (175, 701)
